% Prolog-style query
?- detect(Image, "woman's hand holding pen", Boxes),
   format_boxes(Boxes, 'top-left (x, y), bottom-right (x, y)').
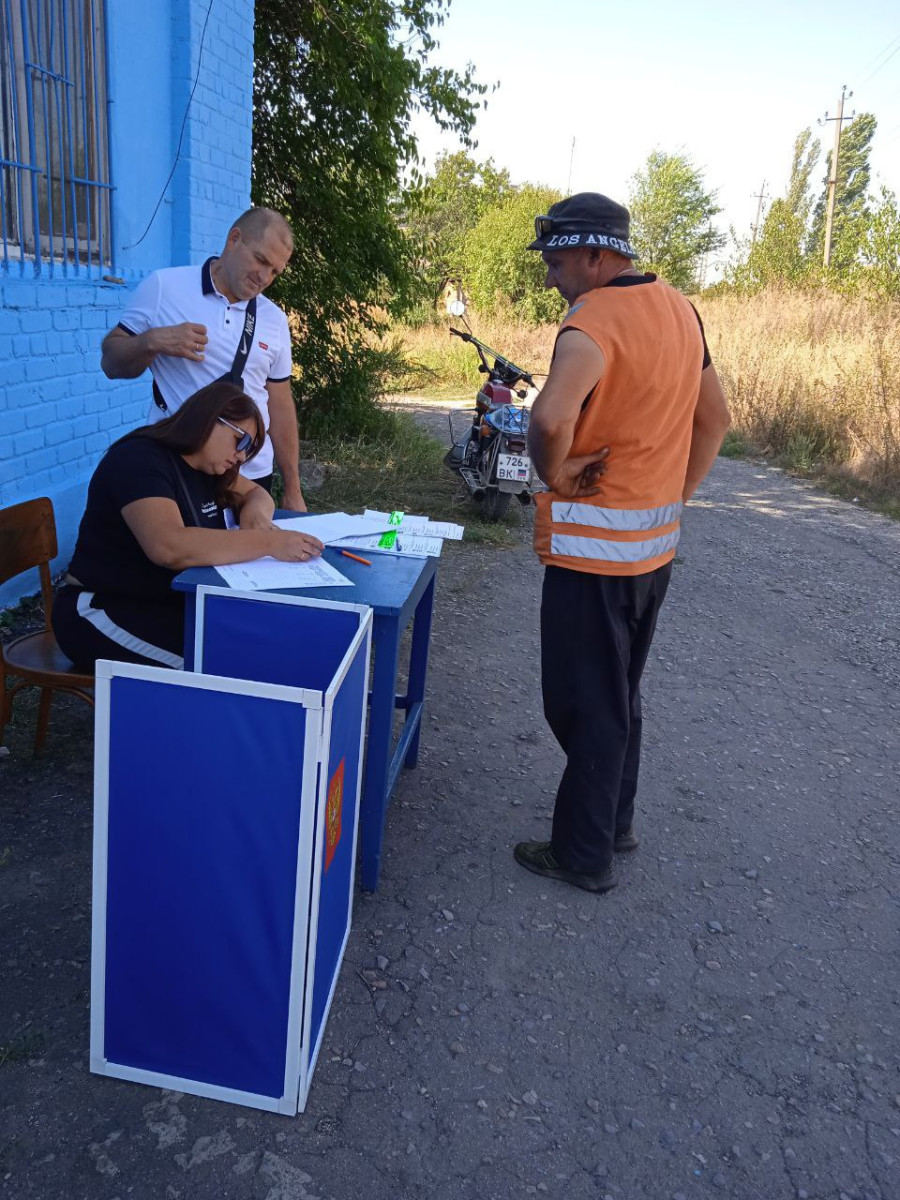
top-left (268, 530), bottom-right (324, 562)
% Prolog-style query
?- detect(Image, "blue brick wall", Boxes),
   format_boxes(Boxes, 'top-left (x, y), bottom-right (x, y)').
top-left (1, 0), bottom-right (254, 609)
top-left (172, 0), bottom-right (254, 263)
top-left (0, 277), bottom-right (147, 579)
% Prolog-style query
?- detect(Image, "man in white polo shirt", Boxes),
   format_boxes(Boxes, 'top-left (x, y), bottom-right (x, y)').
top-left (100, 207), bottom-right (305, 513)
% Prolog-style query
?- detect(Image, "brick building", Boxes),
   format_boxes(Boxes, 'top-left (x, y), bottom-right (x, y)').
top-left (1, 0), bottom-right (255, 606)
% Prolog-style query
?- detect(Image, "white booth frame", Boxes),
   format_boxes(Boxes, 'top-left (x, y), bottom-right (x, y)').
top-left (90, 590), bottom-right (372, 1115)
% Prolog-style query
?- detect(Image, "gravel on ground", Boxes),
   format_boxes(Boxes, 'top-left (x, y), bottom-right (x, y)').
top-left (1, 402), bottom-right (898, 1200)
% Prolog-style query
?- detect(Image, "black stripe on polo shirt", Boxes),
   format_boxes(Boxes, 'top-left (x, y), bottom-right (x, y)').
top-left (267, 375), bottom-right (291, 383)
top-left (201, 257), bottom-right (215, 295)
top-left (117, 321), bottom-right (137, 335)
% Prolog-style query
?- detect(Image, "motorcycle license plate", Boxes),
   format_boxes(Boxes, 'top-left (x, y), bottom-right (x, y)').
top-left (497, 453), bottom-right (531, 482)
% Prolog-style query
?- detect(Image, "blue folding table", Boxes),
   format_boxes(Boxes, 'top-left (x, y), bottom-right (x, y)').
top-left (173, 542), bottom-right (437, 890)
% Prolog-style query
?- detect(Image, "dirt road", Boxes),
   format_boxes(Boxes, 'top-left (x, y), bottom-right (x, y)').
top-left (1, 411), bottom-right (898, 1200)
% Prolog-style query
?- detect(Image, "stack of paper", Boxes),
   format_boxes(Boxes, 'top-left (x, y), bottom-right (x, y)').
top-left (329, 510), bottom-right (465, 559)
top-left (332, 531), bottom-right (444, 558)
top-left (390, 514), bottom-right (465, 540)
top-left (215, 511), bottom-right (465, 588)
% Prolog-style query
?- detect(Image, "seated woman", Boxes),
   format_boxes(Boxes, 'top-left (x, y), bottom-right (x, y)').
top-left (53, 379), bottom-right (323, 670)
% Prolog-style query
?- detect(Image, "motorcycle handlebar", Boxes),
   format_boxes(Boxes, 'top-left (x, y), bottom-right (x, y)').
top-left (449, 326), bottom-right (535, 388)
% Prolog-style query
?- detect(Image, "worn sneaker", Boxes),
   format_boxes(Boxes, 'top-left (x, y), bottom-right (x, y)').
top-left (513, 840), bottom-right (617, 893)
top-left (614, 826), bottom-right (639, 852)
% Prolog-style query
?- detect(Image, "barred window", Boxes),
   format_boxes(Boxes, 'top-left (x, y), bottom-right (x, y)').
top-left (0, 0), bottom-right (112, 273)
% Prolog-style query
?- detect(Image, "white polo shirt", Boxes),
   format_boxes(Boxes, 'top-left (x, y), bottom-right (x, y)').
top-left (118, 258), bottom-right (293, 479)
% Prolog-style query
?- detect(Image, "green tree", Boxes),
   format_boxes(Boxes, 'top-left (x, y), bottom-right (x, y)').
top-left (406, 151), bottom-right (513, 296)
top-left (460, 186), bottom-right (565, 324)
top-left (734, 129), bottom-right (821, 290)
top-left (861, 187), bottom-right (900, 299)
top-left (627, 151), bottom-right (724, 290)
top-left (743, 199), bottom-right (811, 288)
top-left (252, 0), bottom-right (486, 435)
top-left (809, 112), bottom-right (877, 274)
top-left (786, 127), bottom-right (820, 221)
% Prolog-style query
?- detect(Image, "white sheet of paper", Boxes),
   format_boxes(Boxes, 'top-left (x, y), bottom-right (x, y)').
top-left (332, 532), bottom-right (443, 558)
top-left (215, 556), bottom-right (352, 590)
top-left (330, 533), bottom-right (385, 550)
top-left (395, 534), bottom-right (443, 557)
top-left (274, 513), bottom-right (395, 543)
top-left (397, 515), bottom-right (465, 540)
top-left (362, 509), bottom-right (464, 541)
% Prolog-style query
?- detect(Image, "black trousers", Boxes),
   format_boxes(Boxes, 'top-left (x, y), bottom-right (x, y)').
top-left (541, 562), bottom-right (672, 873)
top-left (52, 585), bottom-right (185, 672)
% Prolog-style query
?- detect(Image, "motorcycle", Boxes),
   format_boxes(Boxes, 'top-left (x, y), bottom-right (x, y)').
top-left (443, 324), bottom-right (537, 521)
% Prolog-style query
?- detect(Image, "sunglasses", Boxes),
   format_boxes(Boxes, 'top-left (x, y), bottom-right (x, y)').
top-left (218, 416), bottom-right (256, 456)
top-left (534, 215), bottom-right (555, 239)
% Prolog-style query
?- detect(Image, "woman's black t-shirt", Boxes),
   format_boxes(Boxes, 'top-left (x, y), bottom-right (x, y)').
top-left (68, 435), bottom-right (226, 601)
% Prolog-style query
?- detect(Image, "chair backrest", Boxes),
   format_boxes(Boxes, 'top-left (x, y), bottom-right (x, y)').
top-left (0, 497), bottom-right (58, 626)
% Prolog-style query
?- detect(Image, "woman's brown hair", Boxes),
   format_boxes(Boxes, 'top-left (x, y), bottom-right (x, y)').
top-left (120, 380), bottom-right (265, 506)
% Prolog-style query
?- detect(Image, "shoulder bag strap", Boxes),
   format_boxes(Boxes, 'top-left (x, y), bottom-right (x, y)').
top-left (172, 458), bottom-right (202, 527)
top-left (227, 295), bottom-right (257, 387)
top-left (151, 295), bottom-right (258, 412)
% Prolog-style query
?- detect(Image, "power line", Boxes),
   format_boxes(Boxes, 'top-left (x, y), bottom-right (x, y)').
top-left (855, 31), bottom-right (900, 77)
top-left (124, 0), bottom-right (216, 249)
top-left (858, 40), bottom-right (900, 86)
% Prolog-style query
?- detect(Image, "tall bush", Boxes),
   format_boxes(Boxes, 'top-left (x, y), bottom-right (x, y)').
top-left (252, 0), bottom-right (485, 436)
top-left (460, 186), bottom-right (565, 324)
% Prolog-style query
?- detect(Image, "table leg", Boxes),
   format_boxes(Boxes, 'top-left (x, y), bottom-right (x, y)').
top-left (404, 574), bottom-right (435, 768)
top-left (359, 613), bottom-right (401, 891)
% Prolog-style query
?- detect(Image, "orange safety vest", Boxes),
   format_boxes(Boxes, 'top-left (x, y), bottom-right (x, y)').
top-left (533, 278), bottom-right (704, 576)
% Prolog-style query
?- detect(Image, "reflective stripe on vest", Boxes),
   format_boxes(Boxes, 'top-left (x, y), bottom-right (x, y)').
top-left (550, 529), bottom-right (681, 564)
top-left (551, 499), bottom-right (683, 531)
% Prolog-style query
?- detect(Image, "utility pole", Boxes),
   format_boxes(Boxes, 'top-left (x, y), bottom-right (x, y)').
top-left (566, 138), bottom-right (575, 194)
top-left (819, 86), bottom-right (854, 268)
top-left (750, 181), bottom-right (770, 245)
top-left (697, 222), bottom-right (714, 289)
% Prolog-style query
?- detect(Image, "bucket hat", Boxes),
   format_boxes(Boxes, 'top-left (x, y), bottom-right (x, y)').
top-left (528, 193), bottom-right (637, 258)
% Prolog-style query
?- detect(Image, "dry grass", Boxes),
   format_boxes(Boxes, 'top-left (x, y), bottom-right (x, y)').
top-left (390, 290), bottom-right (900, 511)
top-left (387, 315), bottom-right (556, 396)
top-left (700, 290), bottom-right (900, 492)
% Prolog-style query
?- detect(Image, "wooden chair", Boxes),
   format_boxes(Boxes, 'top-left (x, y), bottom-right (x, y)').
top-left (0, 497), bottom-right (94, 754)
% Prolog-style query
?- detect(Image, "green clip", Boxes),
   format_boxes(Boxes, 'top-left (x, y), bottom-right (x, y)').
top-left (378, 510), bottom-right (404, 548)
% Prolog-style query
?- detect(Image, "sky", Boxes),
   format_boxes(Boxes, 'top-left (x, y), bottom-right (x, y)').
top-left (411, 0), bottom-right (900, 272)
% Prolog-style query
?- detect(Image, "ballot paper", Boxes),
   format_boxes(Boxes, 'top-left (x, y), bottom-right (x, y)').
top-left (215, 556), bottom-right (352, 591)
top-left (274, 512), bottom-right (395, 543)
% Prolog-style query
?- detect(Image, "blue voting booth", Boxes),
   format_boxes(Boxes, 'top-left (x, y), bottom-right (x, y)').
top-left (90, 590), bottom-right (372, 1114)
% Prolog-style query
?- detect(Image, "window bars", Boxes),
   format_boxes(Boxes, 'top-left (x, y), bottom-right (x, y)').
top-left (0, 0), bottom-right (112, 274)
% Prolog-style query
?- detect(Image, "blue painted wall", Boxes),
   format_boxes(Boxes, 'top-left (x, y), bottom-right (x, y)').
top-left (1, 0), bottom-right (255, 608)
